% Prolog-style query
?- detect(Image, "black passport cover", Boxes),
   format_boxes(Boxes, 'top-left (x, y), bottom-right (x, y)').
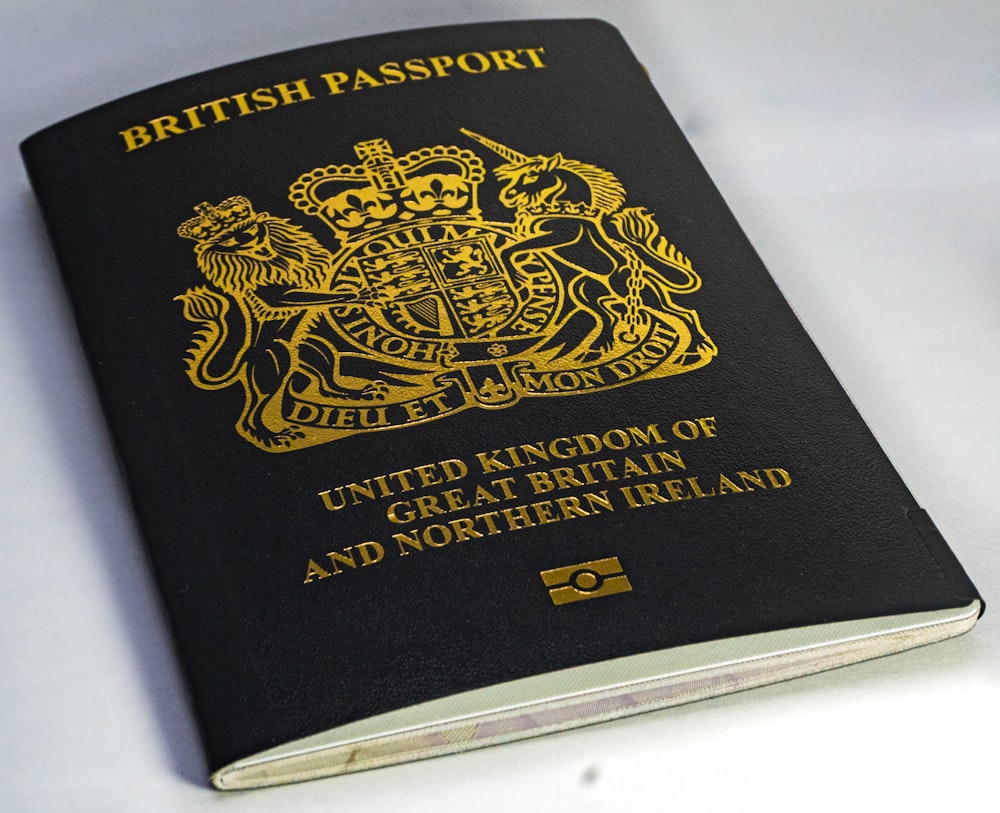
top-left (21, 20), bottom-right (981, 777)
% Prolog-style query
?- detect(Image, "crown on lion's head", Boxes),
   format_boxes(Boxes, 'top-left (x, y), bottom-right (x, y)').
top-left (177, 197), bottom-right (255, 242)
top-left (179, 198), bottom-right (332, 296)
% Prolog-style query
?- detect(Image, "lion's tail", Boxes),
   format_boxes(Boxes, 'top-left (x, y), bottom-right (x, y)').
top-left (174, 286), bottom-right (250, 389)
top-left (611, 207), bottom-right (702, 294)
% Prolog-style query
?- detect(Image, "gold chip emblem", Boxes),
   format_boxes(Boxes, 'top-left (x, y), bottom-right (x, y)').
top-left (540, 557), bottom-right (633, 605)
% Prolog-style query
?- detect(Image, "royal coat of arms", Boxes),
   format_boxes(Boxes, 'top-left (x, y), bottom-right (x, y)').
top-left (176, 131), bottom-right (717, 451)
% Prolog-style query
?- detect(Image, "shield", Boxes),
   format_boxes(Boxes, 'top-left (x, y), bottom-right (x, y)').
top-left (347, 228), bottom-right (525, 341)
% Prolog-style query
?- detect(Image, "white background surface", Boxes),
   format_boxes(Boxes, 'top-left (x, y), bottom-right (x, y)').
top-left (2, 2), bottom-right (997, 811)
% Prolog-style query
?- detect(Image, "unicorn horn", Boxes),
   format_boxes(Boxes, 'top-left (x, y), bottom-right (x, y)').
top-left (460, 129), bottom-right (529, 163)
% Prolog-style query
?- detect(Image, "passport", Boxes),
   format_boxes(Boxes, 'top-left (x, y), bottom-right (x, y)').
top-left (20, 19), bottom-right (982, 789)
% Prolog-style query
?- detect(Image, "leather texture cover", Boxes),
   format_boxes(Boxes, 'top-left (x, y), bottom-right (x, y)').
top-left (21, 20), bottom-right (982, 777)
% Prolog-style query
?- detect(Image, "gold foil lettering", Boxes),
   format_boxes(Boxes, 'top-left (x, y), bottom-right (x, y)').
top-left (250, 86), bottom-right (278, 110)
top-left (274, 79), bottom-right (314, 104)
top-left (352, 69), bottom-right (383, 91)
top-left (428, 55), bottom-right (455, 77)
top-left (488, 49), bottom-right (525, 70)
top-left (122, 45), bottom-right (548, 151)
top-left (303, 559), bottom-right (332, 583)
top-left (320, 71), bottom-right (350, 94)
top-left (379, 62), bottom-right (407, 84)
top-left (230, 93), bottom-right (254, 117)
top-left (326, 549), bottom-right (358, 573)
top-left (671, 420), bottom-right (701, 440)
top-left (517, 47), bottom-right (547, 67)
top-left (181, 106), bottom-right (207, 128)
top-left (198, 99), bottom-right (233, 124)
top-left (717, 474), bottom-right (743, 494)
top-left (150, 115), bottom-right (186, 140)
top-left (456, 52), bottom-right (491, 74)
top-left (354, 541), bottom-right (385, 565)
top-left (697, 416), bottom-right (718, 437)
top-left (766, 468), bottom-right (792, 488)
top-left (404, 57), bottom-right (432, 80)
top-left (737, 470), bottom-right (767, 490)
top-left (119, 125), bottom-right (152, 151)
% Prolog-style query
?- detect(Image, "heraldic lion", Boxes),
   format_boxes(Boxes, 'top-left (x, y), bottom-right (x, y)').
top-left (175, 196), bottom-right (383, 450)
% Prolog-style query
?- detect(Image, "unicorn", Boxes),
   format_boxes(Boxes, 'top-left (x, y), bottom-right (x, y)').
top-left (462, 129), bottom-right (716, 364)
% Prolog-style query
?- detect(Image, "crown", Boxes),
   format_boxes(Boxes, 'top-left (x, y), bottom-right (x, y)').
top-left (289, 138), bottom-right (485, 242)
top-left (177, 196), bottom-right (255, 241)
